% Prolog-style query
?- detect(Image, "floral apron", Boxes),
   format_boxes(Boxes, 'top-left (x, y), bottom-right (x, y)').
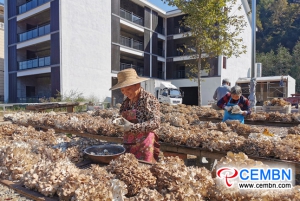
top-left (122, 109), bottom-right (160, 163)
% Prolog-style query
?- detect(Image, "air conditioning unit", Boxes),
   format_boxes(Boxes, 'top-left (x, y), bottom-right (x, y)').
top-left (256, 63), bottom-right (262, 77)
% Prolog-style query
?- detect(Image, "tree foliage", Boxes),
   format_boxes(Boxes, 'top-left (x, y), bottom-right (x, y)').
top-left (257, 41), bottom-right (300, 92)
top-left (251, 0), bottom-right (300, 53)
top-left (162, 0), bottom-right (247, 105)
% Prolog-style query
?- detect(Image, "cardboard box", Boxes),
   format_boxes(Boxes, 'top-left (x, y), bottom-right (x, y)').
top-left (262, 105), bottom-right (291, 114)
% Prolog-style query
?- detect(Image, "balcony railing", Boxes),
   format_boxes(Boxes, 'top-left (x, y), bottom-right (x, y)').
top-left (173, 26), bottom-right (191, 34)
top-left (19, 56), bottom-right (51, 70)
top-left (17, 97), bottom-right (42, 103)
top-left (120, 63), bottom-right (144, 76)
top-left (18, 0), bottom-right (50, 15)
top-left (157, 26), bottom-right (165, 35)
top-left (18, 23), bottom-right (50, 42)
top-left (120, 8), bottom-right (144, 26)
top-left (158, 48), bottom-right (165, 57)
top-left (120, 36), bottom-right (143, 51)
top-left (174, 70), bottom-right (186, 79)
top-left (175, 46), bottom-right (196, 57)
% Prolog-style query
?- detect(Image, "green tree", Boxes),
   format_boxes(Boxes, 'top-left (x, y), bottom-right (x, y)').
top-left (275, 45), bottom-right (292, 75)
top-left (254, 0), bottom-right (300, 52)
top-left (257, 50), bottom-right (277, 76)
top-left (257, 45), bottom-right (291, 76)
top-left (291, 40), bottom-right (300, 92)
top-left (162, 0), bottom-right (247, 106)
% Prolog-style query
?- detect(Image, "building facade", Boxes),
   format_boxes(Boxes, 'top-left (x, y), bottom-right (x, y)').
top-left (5, 0), bottom-right (252, 105)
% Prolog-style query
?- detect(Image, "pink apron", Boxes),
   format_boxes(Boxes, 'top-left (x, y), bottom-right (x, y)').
top-left (122, 109), bottom-right (160, 163)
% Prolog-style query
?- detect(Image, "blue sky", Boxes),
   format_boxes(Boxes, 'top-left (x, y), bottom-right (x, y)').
top-left (0, 0), bottom-right (3, 4)
top-left (147, 0), bottom-right (177, 11)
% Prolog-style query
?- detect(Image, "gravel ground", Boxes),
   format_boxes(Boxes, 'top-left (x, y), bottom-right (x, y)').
top-left (0, 183), bottom-right (32, 201)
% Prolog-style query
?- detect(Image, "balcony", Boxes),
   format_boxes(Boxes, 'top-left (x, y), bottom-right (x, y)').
top-left (18, 0), bottom-right (50, 15)
top-left (158, 48), bottom-right (165, 57)
top-left (173, 26), bottom-right (191, 35)
top-left (157, 70), bottom-right (164, 79)
top-left (174, 70), bottom-right (186, 79)
top-left (157, 26), bottom-right (165, 35)
top-left (174, 46), bottom-right (196, 57)
top-left (120, 8), bottom-right (144, 26)
top-left (19, 56), bottom-right (50, 70)
top-left (18, 23), bottom-right (50, 42)
top-left (120, 63), bottom-right (144, 76)
top-left (120, 36), bottom-right (143, 51)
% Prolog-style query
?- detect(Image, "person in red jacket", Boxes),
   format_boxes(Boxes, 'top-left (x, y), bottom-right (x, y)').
top-left (217, 85), bottom-right (251, 123)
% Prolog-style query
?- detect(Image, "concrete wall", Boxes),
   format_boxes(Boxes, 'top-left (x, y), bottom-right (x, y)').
top-left (221, 0), bottom-right (252, 87)
top-left (170, 77), bottom-right (221, 105)
top-left (17, 75), bottom-right (51, 98)
top-left (60, 0), bottom-right (112, 102)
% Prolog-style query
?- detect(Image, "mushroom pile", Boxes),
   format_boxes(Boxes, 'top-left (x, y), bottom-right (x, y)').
top-left (5, 111), bottom-right (300, 161)
top-left (1, 121), bottom-right (300, 200)
top-left (239, 133), bottom-right (280, 157)
top-left (264, 98), bottom-right (291, 106)
top-left (150, 156), bottom-right (214, 200)
top-left (275, 134), bottom-right (300, 161)
top-left (0, 124), bottom-right (103, 181)
top-left (125, 188), bottom-right (164, 201)
top-left (288, 125), bottom-right (300, 135)
top-left (107, 153), bottom-right (157, 196)
top-left (5, 112), bottom-right (120, 137)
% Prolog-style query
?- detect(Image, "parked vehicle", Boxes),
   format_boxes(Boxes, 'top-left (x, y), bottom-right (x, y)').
top-left (141, 79), bottom-right (183, 105)
top-left (284, 94), bottom-right (300, 108)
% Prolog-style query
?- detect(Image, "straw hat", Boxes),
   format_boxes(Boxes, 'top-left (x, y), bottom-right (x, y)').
top-left (110, 68), bottom-right (149, 90)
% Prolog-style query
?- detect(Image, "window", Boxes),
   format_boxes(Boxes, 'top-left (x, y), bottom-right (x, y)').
top-left (223, 57), bottom-right (227, 69)
top-left (175, 66), bottom-right (185, 78)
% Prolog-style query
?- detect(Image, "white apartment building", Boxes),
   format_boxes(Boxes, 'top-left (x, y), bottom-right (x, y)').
top-left (5, 0), bottom-right (252, 105)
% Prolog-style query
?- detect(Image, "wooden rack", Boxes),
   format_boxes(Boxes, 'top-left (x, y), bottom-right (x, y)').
top-left (198, 117), bottom-right (300, 127)
top-left (26, 102), bottom-right (81, 113)
top-left (0, 180), bottom-right (58, 201)
top-left (36, 127), bottom-right (300, 169)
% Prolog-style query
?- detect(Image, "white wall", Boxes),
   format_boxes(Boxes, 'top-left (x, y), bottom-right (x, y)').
top-left (170, 77), bottom-right (221, 105)
top-left (288, 77), bottom-right (296, 97)
top-left (60, 0), bottom-right (112, 102)
top-left (221, 0), bottom-right (252, 87)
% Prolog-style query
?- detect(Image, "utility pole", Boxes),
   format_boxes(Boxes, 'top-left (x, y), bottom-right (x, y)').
top-left (249, 0), bottom-right (257, 112)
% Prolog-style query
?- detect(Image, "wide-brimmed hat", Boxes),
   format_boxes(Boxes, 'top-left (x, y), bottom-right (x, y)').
top-left (110, 68), bottom-right (149, 90)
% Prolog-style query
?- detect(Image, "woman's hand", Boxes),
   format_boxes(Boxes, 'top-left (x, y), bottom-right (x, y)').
top-left (241, 111), bottom-right (248, 115)
top-left (113, 118), bottom-right (133, 132)
top-left (224, 106), bottom-right (232, 112)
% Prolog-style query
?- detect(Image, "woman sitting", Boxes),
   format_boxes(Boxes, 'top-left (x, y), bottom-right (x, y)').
top-left (110, 68), bottom-right (160, 163)
top-left (217, 85), bottom-right (251, 123)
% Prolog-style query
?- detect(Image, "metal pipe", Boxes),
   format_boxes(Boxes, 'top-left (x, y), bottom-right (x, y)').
top-left (251, 0), bottom-right (256, 79)
top-left (249, 0), bottom-right (257, 112)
